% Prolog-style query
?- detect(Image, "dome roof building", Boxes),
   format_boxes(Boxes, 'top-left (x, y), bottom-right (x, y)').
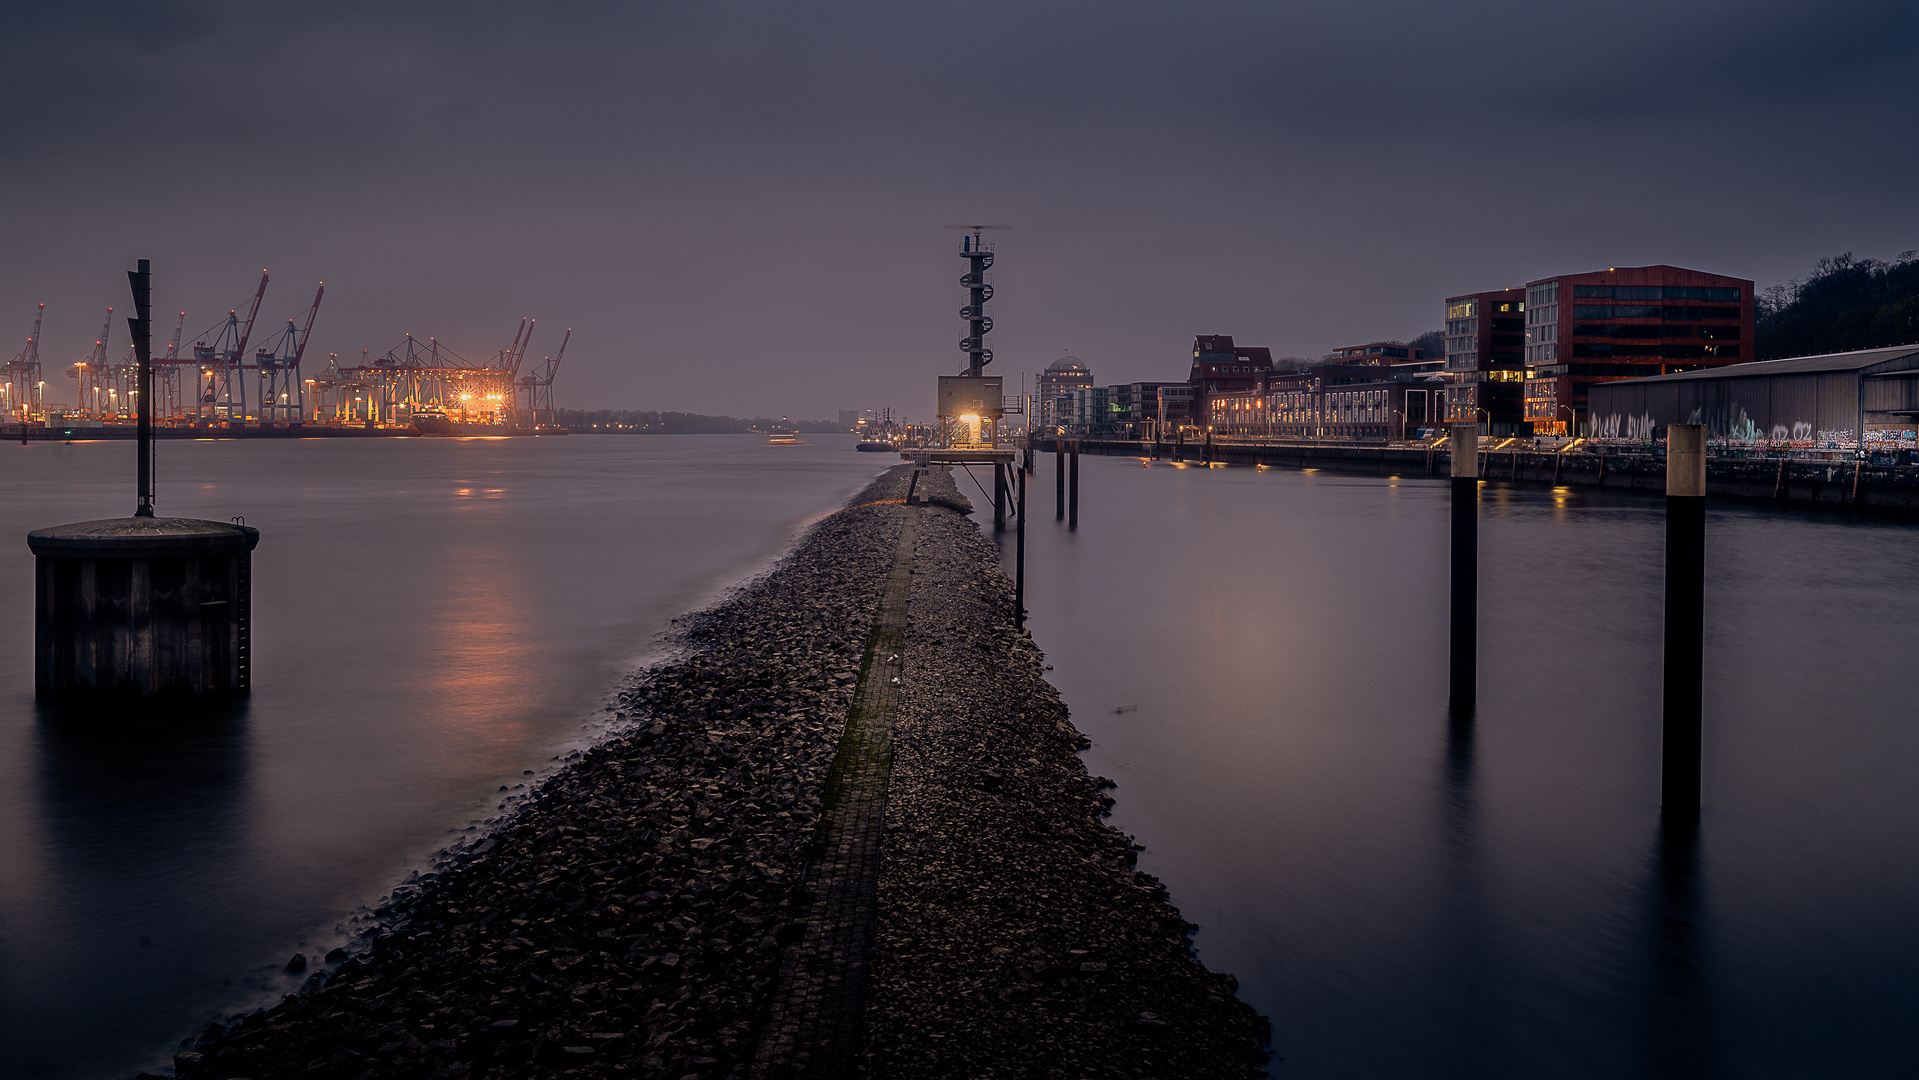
top-left (1036, 355), bottom-right (1096, 429)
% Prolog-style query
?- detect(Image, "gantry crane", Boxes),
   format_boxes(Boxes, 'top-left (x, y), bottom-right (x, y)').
top-left (71, 308), bottom-right (113, 417)
top-left (4, 303), bottom-right (45, 421)
top-left (519, 326), bottom-right (569, 427)
top-left (253, 283), bottom-right (324, 425)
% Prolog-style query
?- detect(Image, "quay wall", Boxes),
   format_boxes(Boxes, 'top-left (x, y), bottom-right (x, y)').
top-left (1041, 438), bottom-right (1919, 509)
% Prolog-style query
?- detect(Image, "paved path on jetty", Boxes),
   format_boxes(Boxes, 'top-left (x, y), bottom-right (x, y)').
top-left (751, 508), bottom-right (918, 1079)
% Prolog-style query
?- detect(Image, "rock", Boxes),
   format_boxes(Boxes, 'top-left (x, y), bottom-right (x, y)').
top-left (284, 953), bottom-right (306, 974)
top-left (173, 465), bottom-right (1266, 1080)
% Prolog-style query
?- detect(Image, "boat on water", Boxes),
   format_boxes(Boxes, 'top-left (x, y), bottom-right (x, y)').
top-left (411, 406), bottom-right (562, 437)
top-left (765, 428), bottom-right (805, 445)
top-left (856, 439), bottom-right (898, 452)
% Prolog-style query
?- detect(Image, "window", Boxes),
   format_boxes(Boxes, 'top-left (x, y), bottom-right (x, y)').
top-left (1447, 300), bottom-right (1478, 319)
top-left (1573, 284), bottom-right (1741, 301)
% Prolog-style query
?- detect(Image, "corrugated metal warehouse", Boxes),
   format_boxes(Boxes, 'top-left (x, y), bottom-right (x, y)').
top-left (1588, 345), bottom-right (1919, 450)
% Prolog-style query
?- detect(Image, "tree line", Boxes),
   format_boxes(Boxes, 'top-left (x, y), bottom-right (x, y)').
top-left (1756, 251), bottom-right (1919, 360)
top-left (556, 409), bottom-right (847, 434)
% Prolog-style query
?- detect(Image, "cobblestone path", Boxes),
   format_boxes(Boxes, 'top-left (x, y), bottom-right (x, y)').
top-left (751, 507), bottom-right (917, 1079)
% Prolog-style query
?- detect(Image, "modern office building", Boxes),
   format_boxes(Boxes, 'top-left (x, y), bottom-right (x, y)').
top-left (1522, 264), bottom-right (1755, 435)
top-left (1441, 288), bottom-right (1527, 433)
top-left (1037, 356), bottom-right (1095, 430)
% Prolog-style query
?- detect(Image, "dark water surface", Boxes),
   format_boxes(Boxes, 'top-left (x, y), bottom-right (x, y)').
top-left (0, 434), bottom-right (881, 1080)
top-left (992, 455), bottom-right (1919, 1079)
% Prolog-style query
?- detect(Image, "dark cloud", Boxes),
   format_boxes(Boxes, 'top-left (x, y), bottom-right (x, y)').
top-left (2, 1), bottom-right (1914, 416)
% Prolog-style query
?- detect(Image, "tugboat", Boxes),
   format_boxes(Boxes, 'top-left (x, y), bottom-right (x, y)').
top-left (854, 407), bottom-right (903, 451)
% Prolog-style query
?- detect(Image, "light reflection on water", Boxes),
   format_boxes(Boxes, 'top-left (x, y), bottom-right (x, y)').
top-left (0, 434), bottom-right (881, 1080)
top-left (993, 454), bottom-right (1919, 1079)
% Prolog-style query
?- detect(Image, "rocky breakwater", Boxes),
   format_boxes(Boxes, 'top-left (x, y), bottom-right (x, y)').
top-left (161, 462), bottom-right (1268, 1080)
top-left (165, 467), bottom-right (915, 1080)
top-left (857, 471), bottom-right (1270, 1078)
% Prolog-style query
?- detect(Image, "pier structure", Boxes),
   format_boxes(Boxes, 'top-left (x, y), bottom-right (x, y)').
top-left (28, 261), bottom-right (263, 699)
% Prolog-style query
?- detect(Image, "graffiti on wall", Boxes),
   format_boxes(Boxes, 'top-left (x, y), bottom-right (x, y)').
top-left (1590, 402), bottom-right (1891, 451)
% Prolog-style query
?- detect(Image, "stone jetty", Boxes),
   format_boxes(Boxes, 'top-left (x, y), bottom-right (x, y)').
top-left (161, 465), bottom-right (1267, 1080)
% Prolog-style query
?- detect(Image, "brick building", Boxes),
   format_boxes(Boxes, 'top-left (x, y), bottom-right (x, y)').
top-left (1522, 265), bottom-right (1754, 435)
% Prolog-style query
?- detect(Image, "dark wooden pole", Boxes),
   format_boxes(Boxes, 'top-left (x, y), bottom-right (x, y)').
top-left (129, 259), bottom-right (154, 518)
top-left (1450, 423), bottom-right (1478, 705)
top-left (1015, 465), bottom-right (1027, 628)
top-left (1069, 440), bottom-right (1079, 529)
top-left (1056, 441), bottom-right (1066, 520)
top-left (1663, 424), bottom-right (1707, 814)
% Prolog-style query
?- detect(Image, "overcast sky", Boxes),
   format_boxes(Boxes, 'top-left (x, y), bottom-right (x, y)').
top-left (2, 1), bottom-right (1915, 418)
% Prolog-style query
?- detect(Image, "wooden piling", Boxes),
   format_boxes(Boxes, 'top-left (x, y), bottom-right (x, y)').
top-left (1663, 425), bottom-right (1707, 813)
top-left (1056, 442), bottom-right (1065, 520)
top-left (1069, 441), bottom-right (1080, 529)
top-left (1015, 466), bottom-right (1027, 628)
top-left (1450, 424), bottom-right (1478, 705)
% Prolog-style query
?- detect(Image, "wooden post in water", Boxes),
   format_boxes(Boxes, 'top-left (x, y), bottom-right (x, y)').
top-left (1450, 423), bottom-right (1478, 705)
top-left (1663, 424), bottom-right (1707, 814)
top-left (1069, 441), bottom-right (1080, 529)
top-left (1055, 441), bottom-right (1066, 520)
top-left (1015, 466), bottom-right (1027, 628)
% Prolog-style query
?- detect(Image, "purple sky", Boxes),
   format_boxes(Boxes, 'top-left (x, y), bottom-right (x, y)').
top-left (2, 1), bottom-right (1915, 419)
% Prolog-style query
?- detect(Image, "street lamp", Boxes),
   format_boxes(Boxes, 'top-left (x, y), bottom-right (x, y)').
top-left (1558, 405), bottom-right (1576, 440)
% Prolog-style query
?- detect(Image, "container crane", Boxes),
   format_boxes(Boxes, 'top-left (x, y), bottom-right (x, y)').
top-left (5, 302), bottom-right (45, 421)
top-left (253, 283), bottom-right (323, 425)
top-left (520, 327), bottom-right (569, 427)
top-left (192, 271), bottom-right (268, 421)
top-left (71, 308), bottom-right (112, 417)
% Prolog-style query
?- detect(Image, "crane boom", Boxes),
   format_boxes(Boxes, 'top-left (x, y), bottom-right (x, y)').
top-left (291, 284), bottom-right (325, 366)
top-left (232, 271), bottom-right (268, 368)
top-left (89, 308), bottom-right (113, 364)
top-left (504, 318), bottom-right (527, 371)
top-left (164, 311), bottom-right (185, 360)
top-left (27, 303), bottom-right (44, 364)
top-left (549, 327), bottom-right (571, 379)
top-left (508, 318), bottom-right (534, 376)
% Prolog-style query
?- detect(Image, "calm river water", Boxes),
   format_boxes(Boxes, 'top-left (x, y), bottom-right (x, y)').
top-left (991, 454), bottom-right (1919, 1079)
top-left (0, 434), bottom-right (883, 1080)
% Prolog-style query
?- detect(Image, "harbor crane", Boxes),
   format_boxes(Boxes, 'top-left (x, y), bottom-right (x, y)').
top-left (252, 283), bottom-right (324, 425)
top-left (4, 302), bottom-right (45, 421)
top-left (519, 326), bottom-right (569, 427)
top-left (192, 271), bottom-right (268, 421)
top-left (71, 308), bottom-right (113, 417)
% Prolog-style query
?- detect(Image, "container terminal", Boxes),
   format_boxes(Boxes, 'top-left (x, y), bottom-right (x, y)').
top-left (2, 270), bottom-right (568, 439)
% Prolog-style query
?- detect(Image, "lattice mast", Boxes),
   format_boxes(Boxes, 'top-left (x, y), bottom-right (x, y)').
top-left (957, 226), bottom-right (998, 376)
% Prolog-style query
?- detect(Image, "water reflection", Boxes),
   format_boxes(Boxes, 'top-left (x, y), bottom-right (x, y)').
top-left (1644, 813), bottom-right (1713, 1078)
top-left (1434, 703), bottom-right (1505, 1074)
top-left (17, 699), bottom-right (252, 1079)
